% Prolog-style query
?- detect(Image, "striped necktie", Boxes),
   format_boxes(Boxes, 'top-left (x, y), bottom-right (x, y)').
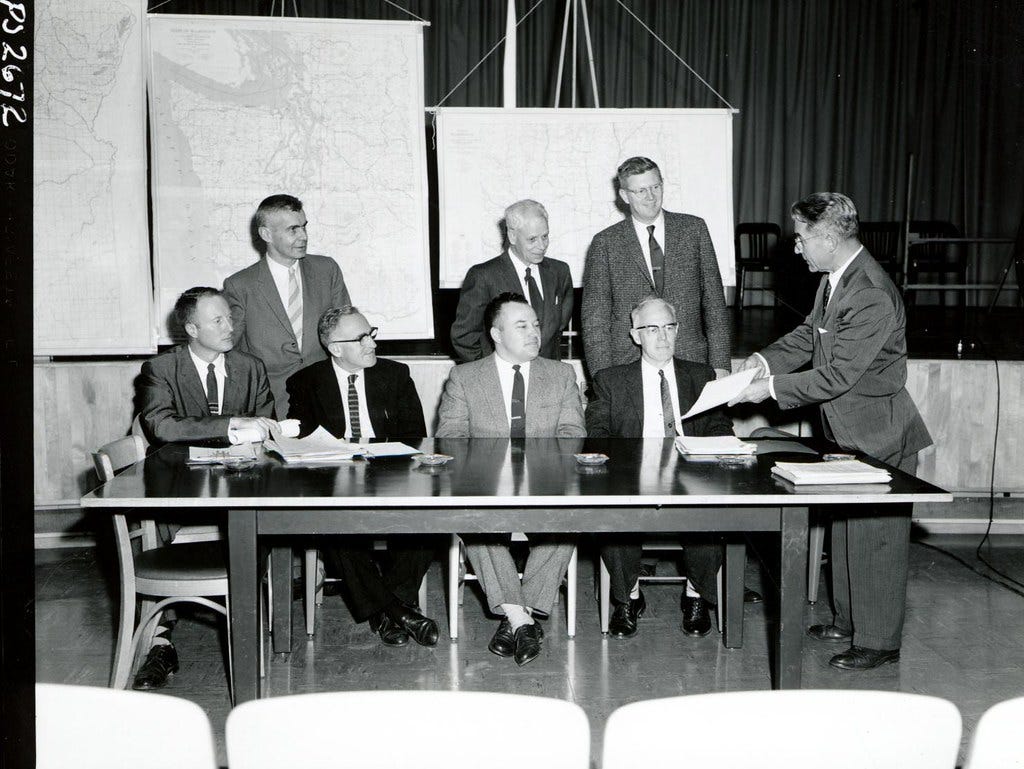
top-left (510, 364), bottom-right (526, 438)
top-left (206, 362), bottom-right (219, 415)
top-left (288, 264), bottom-right (303, 349)
top-left (822, 277), bottom-right (832, 309)
top-left (347, 374), bottom-right (361, 441)
top-left (525, 266), bottom-right (544, 324)
top-left (648, 225), bottom-right (665, 296)
top-left (659, 369), bottom-right (677, 437)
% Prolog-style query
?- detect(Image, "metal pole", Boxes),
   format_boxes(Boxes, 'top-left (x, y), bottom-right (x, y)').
top-left (554, 0), bottom-right (572, 107)
top-left (579, 0), bottom-right (600, 107)
top-left (571, 0), bottom-right (578, 108)
top-left (901, 153), bottom-right (915, 297)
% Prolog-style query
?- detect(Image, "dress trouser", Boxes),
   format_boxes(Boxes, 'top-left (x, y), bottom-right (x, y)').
top-left (463, 534), bottom-right (575, 616)
top-left (601, 534), bottom-right (722, 604)
top-left (830, 452), bottom-right (917, 650)
top-left (323, 536), bottom-right (435, 622)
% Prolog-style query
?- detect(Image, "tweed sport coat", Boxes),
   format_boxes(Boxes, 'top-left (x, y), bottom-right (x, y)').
top-left (581, 211), bottom-right (731, 375)
top-left (760, 249), bottom-right (931, 464)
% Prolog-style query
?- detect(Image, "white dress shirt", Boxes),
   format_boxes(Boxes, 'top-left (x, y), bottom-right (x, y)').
top-left (630, 210), bottom-right (666, 286)
top-left (266, 256), bottom-right (302, 316)
top-left (494, 354), bottom-right (531, 429)
top-left (640, 357), bottom-right (684, 437)
top-left (331, 360), bottom-right (376, 441)
top-left (509, 253), bottom-right (544, 301)
top-left (188, 347), bottom-right (226, 416)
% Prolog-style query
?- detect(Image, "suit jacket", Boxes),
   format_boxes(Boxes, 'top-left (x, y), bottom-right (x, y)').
top-left (138, 345), bottom-right (275, 446)
top-left (760, 249), bottom-right (932, 464)
top-left (581, 211), bottom-right (731, 375)
top-left (586, 357), bottom-right (734, 439)
top-left (451, 251), bottom-right (574, 362)
top-left (223, 254), bottom-right (350, 416)
top-left (285, 357), bottom-right (426, 440)
top-left (435, 354), bottom-right (586, 438)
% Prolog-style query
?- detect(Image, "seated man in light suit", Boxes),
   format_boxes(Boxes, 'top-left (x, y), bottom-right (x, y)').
top-left (586, 296), bottom-right (734, 639)
top-left (436, 292), bottom-right (586, 666)
top-left (286, 306), bottom-right (439, 647)
top-left (136, 286), bottom-right (279, 689)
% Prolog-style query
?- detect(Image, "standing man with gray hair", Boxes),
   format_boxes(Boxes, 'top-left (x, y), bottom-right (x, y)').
top-left (451, 199), bottom-right (574, 362)
top-left (581, 156), bottom-right (731, 377)
top-left (731, 191), bottom-right (932, 671)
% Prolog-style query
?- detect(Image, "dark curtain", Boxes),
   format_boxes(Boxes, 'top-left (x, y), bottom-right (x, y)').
top-left (153, 0), bottom-right (1024, 298)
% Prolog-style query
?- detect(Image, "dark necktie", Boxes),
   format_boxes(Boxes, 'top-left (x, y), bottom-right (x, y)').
top-left (347, 373), bottom-right (362, 441)
top-left (525, 266), bottom-right (544, 324)
top-left (659, 369), bottom-right (677, 437)
top-left (206, 363), bottom-right (219, 415)
top-left (648, 225), bottom-right (665, 296)
top-left (510, 364), bottom-right (526, 438)
top-left (822, 278), bottom-right (832, 309)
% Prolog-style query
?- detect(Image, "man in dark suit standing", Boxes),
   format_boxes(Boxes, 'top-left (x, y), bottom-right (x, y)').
top-left (136, 286), bottom-right (279, 689)
top-left (286, 306), bottom-right (439, 647)
top-left (451, 199), bottom-right (573, 362)
top-left (223, 194), bottom-right (351, 416)
top-left (587, 296), bottom-right (733, 639)
top-left (581, 156), bottom-right (731, 377)
top-left (732, 192), bottom-right (932, 671)
top-left (437, 293), bottom-right (586, 666)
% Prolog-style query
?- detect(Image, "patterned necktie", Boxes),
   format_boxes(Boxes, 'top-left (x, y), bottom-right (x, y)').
top-left (659, 369), bottom-right (677, 437)
top-left (206, 362), bottom-right (219, 415)
top-left (525, 266), bottom-right (544, 324)
top-left (822, 277), bottom-right (832, 309)
top-left (510, 364), bottom-right (526, 438)
top-left (648, 225), bottom-right (665, 296)
top-left (288, 264), bottom-right (303, 349)
top-left (347, 373), bottom-right (361, 441)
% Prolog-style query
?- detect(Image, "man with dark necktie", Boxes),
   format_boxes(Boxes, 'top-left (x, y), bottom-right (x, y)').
top-left (451, 199), bottom-right (574, 362)
top-left (581, 156), bottom-right (731, 379)
top-left (286, 306), bottom-right (439, 647)
top-left (136, 286), bottom-right (278, 689)
top-left (586, 296), bottom-right (734, 639)
top-left (436, 292), bottom-right (586, 665)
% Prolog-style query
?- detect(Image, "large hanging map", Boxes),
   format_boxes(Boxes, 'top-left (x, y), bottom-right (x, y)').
top-left (34, 0), bottom-right (153, 354)
top-left (148, 16), bottom-right (433, 342)
top-left (435, 108), bottom-right (735, 289)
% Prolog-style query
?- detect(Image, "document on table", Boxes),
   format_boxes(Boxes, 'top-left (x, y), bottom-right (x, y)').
top-left (771, 460), bottom-right (891, 485)
top-left (359, 442), bottom-right (420, 458)
top-left (265, 426), bottom-right (360, 463)
top-left (675, 436), bottom-right (757, 455)
top-left (187, 443), bottom-right (257, 465)
top-left (680, 368), bottom-right (758, 420)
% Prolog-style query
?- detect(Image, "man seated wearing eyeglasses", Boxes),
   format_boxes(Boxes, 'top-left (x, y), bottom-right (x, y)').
top-left (581, 156), bottom-right (731, 379)
top-left (285, 306), bottom-right (439, 648)
top-left (586, 296), bottom-right (734, 639)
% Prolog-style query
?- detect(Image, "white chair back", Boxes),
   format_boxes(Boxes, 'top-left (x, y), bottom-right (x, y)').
top-left (964, 696), bottom-right (1024, 769)
top-left (36, 683), bottom-right (217, 769)
top-left (603, 690), bottom-right (961, 769)
top-left (227, 690), bottom-right (590, 769)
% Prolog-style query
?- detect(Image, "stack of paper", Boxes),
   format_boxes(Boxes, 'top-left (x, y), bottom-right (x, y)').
top-left (675, 436), bottom-right (757, 455)
top-left (187, 443), bottom-right (257, 465)
top-left (265, 426), bottom-right (360, 464)
top-left (771, 460), bottom-right (891, 485)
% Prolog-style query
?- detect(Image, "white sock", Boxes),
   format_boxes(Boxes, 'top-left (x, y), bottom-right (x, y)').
top-left (685, 579), bottom-right (701, 599)
top-left (501, 603), bottom-right (533, 630)
top-left (629, 580), bottom-right (641, 600)
top-left (151, 624), bottom-right (173, 647)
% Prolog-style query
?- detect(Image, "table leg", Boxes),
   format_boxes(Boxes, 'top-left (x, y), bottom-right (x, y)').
top-left (271, 545), bottom-right (293, 653)
top-left (723, 541), bottom-right (745, 648)
top-left (777, 505), bottom-right (809, 689)
top-left (228, 509), bottom-right (259, 704)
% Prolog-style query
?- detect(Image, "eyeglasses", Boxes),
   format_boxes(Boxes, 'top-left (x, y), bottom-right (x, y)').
top-left (632, 322), bottom-right (679, 337)
top-left (625, 182), bottom-right (663, 198)
top-left (329, 327), bottom-right (378, 344)
top-left (794, 232), bottom-right (827, 250)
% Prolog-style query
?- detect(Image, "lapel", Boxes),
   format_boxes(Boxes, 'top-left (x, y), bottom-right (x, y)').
top-left (298, 258), bottom-right (320, 355)
top-left (177, 345), bottom-right (213, 416)
top-left (221, 352), bottom-right (245, 415)
top-left (622, 219), bottom-right (655, 290)
top-left (497, 251), bottom-right (523, 293)
top-left (538, 259), bottom-right (557, 317)
top-left (256, 258), bottom-right (294, 338)
top-left (624, 361), bottom-right (646, 433)
top-left (525, 358), bottom-right (550, 434)
top-left (363, 363), bottom-right (388, 432)
top-left (318, 360), bottom-right (348, 437)
top-left (479, 355), bottom-right (510, 432)
top-left (672, 358), bottom-right (700, 415)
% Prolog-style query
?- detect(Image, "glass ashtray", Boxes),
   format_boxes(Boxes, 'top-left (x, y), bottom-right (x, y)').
top-left (413, 453), bottom-right (453, 466)
top-left (221, 457), bottom-right (257, 472)
top-left (574, 453), bottom-right (609, 466)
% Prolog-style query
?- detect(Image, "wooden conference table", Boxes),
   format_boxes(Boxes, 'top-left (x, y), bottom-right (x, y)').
top-left (82, 437), bottom-right (951, 703)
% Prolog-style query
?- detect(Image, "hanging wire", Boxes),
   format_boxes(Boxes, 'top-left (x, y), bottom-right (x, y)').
top-left (382, 0), bottom-right (428, 24)
top-left (613, 0), bottom-right (735, 111)
top-left (147, 0), bottom-right (176, 11)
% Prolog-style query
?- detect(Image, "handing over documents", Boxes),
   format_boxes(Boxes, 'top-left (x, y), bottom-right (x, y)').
top-left (681, 368), bottom-right (758, 420)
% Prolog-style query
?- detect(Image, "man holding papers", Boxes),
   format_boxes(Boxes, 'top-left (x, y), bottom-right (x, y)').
top-left (286, 306), bottom-right (439, 648)
top-left (587, 296), bottom-right (734, 639)
top-left (731, 192), bottom-right (932, 671)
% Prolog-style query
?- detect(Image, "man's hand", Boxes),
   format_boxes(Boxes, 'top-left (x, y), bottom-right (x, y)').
top-left (714, 367), bottom-right (731, 380)
top-left (729, 378), bottom-right (771, 406)
top-left (229, 416), bottom-right (279, 442)
top-left (735, 354), bottom-right (767, 378)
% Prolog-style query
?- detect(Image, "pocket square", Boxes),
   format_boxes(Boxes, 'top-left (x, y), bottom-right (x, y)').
top-left (817, 327), bottom-right (829, 335)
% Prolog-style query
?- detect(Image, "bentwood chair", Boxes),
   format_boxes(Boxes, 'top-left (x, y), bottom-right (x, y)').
top-left (735, 222), bottom-right (782, 309)
top-left (36, 683), bottom-right (217, 769)
top-left (227, 690), bottom-right (590, 769)
top-left (603, 690), bottom-right (961, 769)
top-left (93, 435), bottom-right (234, 694)
top-left (964, 696), bottom-right (1024, 769)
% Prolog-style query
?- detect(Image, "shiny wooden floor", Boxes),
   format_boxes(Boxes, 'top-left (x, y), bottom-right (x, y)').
top-left (36, 533), bottom-right (1024, 768)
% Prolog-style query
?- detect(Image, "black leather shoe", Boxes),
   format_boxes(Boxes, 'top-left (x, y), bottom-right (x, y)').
top-left (513, 623), bottom-right (543, 666)
top-left (681, 596), bottom-right (712, 637)
top-left (488, 619), bottom-right (515, 657)
top-left (370, 612), bottom-right (410, 646)
top-left (132, 643), bottom-right (179, 690)
top-left (744, 587), bottom-right (763, 603)
top-left (829, 645), bottom-right (900, 670)
top-left (608, 592), bottom-right (646, 639)
top-left (386, 604), bottom-right (439, 647)
top-left (807, 624), bottom-right (853, 643)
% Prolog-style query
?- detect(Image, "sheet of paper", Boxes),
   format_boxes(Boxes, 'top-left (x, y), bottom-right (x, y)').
top-left (751, 439), bottom-right (818, 455)
top-left (675, 436), bottom-right (757, 455)
top-left (681, 368), bottom-right (758, 420)
top-left (360, 442), bottom-right (420, 458)
top-left (187, 443), bottom-right (256, 464)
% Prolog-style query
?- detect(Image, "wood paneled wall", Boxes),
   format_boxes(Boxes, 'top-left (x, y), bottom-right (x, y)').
top-left (34, 357), bottom-right (1024, 507)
